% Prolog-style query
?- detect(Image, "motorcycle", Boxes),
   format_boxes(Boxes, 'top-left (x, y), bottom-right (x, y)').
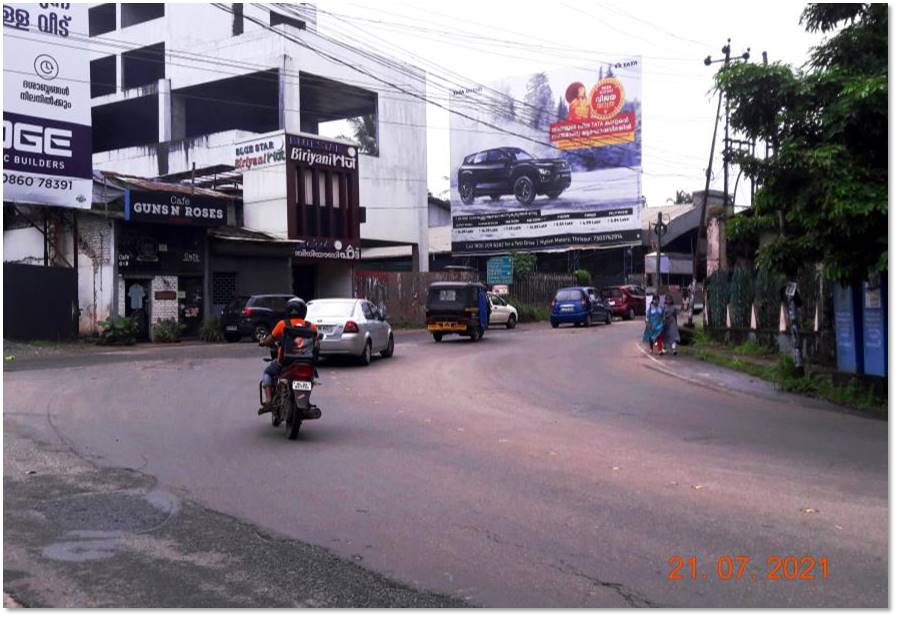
top-left (260, 327), bottom-right (322, 440)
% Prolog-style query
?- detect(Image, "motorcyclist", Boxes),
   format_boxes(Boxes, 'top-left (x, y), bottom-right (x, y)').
top-left (258, 298), bottom-right (317, 414)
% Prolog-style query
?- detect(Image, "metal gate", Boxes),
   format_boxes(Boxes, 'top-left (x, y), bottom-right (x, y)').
top-left (4, 263), bottom-right (78, 340)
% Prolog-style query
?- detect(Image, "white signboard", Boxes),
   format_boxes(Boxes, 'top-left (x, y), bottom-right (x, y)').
top-left (3, 3), bottom-right (92, 208)
top-left (234, 130), bottom-right (286, 171)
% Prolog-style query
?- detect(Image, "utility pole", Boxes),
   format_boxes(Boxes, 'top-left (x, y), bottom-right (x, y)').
top-left (687, 39), bottom-right (749, 327)
top-left (653, 211), bottom-right (668, 295)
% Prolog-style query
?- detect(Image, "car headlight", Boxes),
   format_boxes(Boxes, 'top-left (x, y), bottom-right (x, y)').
top-left (538, 168), bottom-right (552, 177)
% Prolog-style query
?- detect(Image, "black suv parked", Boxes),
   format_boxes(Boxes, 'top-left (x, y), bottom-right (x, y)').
top-left (220, 294), bottom-right (298, 342)
top-left (457, 147), bottom-right (571, 206)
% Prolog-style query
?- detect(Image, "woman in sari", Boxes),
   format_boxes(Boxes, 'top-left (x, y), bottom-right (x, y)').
top-left (643, 295), bottom-right (664, 354)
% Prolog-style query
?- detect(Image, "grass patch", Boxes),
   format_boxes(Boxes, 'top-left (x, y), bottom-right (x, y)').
top-left (505, 296), bottom-right (549, 323)
top-left (681, 344), bottom-right (886, 413)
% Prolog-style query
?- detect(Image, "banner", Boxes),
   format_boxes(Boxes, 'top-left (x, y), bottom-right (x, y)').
top-left (3, 3), bottom-right (92, 208)
top-left (449, 58), bottom-right (642, 255)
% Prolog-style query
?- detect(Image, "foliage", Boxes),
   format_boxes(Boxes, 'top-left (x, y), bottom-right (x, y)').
top-left (573, 269), bottom-right (592, 285)
top-left (726, 213), bottom-right (777, 245)
top-left (728, 265), bottom-right (754, 329)
top-left (706, 270), bottom-right (730, 329)
top-left (666, 190), bottom-right (693, 205)
top-left (199, 317), bottom-right (225, 343)
top-left (733, 339), bottom-right (774, 356)
top-left (97, 316), bottom-right (138, 346)
top-left (152, 318), bottom-right (185, 343)
top-left (505, 296), bottom-right (549, 323)
top-left (510, 252), bottom-right (537, 280)
top-left (523, 72), bottom-right (553, 130)
top-left (555, 96), bottom-right (568, 121)
top-left (714, 4), bottom-right (887, 284)
top-left (347, 114), bottom-right (378, 156)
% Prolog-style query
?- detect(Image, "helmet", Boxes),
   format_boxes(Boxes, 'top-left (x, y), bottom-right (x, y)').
top-left (286, 298), bottom-right (307, 319)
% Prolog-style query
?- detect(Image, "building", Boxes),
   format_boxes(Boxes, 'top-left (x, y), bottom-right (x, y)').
top-left (4, 3), bottom-right (430, 339)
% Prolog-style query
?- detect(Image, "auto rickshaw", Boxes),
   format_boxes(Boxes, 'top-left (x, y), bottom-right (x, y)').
top-left (425, 281), bottom-right (491, 342)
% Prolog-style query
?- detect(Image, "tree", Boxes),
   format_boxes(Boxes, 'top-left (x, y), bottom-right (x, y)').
top-left (523, 72), bottom-right (553, 130)
top-left (347, 114), bottom-right (378, 156)
top-left (715, 3), bottom-right (886, 284)
top-left (556, 96), bottom-right (568, 121)
top-left (666, 190), bottom-right (693, 205)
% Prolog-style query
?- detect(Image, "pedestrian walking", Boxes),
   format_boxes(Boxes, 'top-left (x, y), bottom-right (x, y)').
top-left (663, 295), bottom-right (680, 356)
top-left (643, 295), bottom-right (664, 354)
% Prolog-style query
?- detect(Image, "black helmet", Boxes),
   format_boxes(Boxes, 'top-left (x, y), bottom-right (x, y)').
top-left (287, 298), bottom-right (307, 318)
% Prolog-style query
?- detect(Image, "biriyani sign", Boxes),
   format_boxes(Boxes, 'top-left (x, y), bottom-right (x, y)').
top-left (449, 58), bottom-right (642, 255)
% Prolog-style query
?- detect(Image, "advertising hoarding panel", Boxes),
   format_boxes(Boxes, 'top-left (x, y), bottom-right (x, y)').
top-left (3, 3), bottom-right (92, 208)
top-left (449, 58), bottom-right (642, 255)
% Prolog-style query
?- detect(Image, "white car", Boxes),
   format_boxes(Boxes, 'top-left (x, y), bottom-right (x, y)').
top-left (487, 293), bottom-right (518, 329)
top-left (305, 298), bottom-right (395, 365)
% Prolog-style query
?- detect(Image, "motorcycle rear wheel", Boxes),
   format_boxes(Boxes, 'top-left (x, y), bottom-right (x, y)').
top-left (283, 394), bottom-right (302, 440)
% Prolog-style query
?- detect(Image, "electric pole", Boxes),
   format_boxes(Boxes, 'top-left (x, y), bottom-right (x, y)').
top-left (687, 39), bottom-right (749, 327)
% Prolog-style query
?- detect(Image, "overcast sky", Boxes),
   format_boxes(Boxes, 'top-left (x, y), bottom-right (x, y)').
top-left (314, 1), bottom-right (823, 208)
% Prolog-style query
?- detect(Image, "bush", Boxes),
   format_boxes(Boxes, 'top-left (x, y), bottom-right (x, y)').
top-left (97, 316), bottom-right (138, 346)
top-left (573, 269), bottom-right (592, 285)
top-left (505, 296), bottom-right (550, 323)
top-left (152, 318), bottom-right (185, 343)
top-left (199, 317), bottom-right (224, 343)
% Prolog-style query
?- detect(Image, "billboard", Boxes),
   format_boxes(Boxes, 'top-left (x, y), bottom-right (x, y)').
top-left (449, 58), bottom-right (642, 255)
top-left (3, 4), bottom-right (92, 208)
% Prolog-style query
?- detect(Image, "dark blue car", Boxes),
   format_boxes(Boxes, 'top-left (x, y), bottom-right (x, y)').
top-left (550, 286), bottom-right (612, 328)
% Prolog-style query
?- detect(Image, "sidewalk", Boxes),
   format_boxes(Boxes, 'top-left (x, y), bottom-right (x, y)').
top-left (634, 343), bottom-right (882, 418)
top-left (3, 419), bottom-right (467, 608)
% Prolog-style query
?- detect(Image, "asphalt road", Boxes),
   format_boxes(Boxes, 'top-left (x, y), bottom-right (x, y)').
top-left (4, 321), bottom-right (888, 607)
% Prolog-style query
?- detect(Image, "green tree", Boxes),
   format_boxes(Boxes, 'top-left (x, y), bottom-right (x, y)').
top-left (347, 114), bottom-right (378, 156)
top-left (556, 96), bottom-right (568, 121)
top-left (666, 190), bottom-right (693, 205)
top-left (714, 3), bottom-right (886, 284)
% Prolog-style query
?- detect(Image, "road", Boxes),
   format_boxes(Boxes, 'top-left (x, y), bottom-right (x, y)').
top-left (3, 321), bottom-right (888, 607)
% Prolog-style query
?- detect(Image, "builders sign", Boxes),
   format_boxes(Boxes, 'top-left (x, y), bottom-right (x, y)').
top-left (3, 3), bottom-right (92, 208)
top-left (449, 58), bottom-right (642, 255)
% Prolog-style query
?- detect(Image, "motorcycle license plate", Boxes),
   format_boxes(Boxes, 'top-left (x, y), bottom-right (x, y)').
top-left (292, 381), bottom-right (312, 391)
top-left (225, 326), bottom-right (238, 331)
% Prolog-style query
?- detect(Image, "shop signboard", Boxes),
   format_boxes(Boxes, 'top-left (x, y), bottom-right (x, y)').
top-left (117, 224), bottom-right (204, 275)
top-left (449, 58), bottom-right (642, 255)
top-left (3, 3), bottom-right (92, 208)
top-left (125, 190), bottom-right (227, 226)
top-left (486, 255), bottom-right (513, 284)
top-left (234, 131), bottom-right (286, 171)
top-left (294, 238), bottom-right (360, 261)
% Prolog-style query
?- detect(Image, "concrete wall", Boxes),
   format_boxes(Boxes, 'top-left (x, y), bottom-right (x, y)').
top-left (242, 164), bottom-right (288, 238)
top-left (76, 214), bottom-right (115, 335)
top-left (211, 255), bottom-right (292, 297)
top-left (150, 275), bottom-right (179, 326)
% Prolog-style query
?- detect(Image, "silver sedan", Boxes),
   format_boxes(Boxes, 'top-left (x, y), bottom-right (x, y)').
top-left (305, 298), bottom-right (395, 365)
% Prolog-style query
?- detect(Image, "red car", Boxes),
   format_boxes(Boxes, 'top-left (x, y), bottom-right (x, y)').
top-left (601, 285), bottom-right (646, 320)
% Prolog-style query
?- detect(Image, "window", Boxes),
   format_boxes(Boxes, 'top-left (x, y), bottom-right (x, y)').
top-left (122, 42), bottom-right (165, 90)
top-left (301, 72), bottom-right (379, 155)
top-left (269, 297), bottom-right (289, 313)
top-left (90, 55), bottom-right (116, 98)
top-left (509, 148), bottom-right (534, 161)
top-left (121, 3), bottom-right (164, 28)
top-left (486, 150), bottom-right (507, 163)
top-left (88, 4), bottom-right (116, 36)
top-left (473, 152), bottom-right (487, 164)
top-left (361, 302), bottom-right (375, 320)
top-left (317, 173), bottom-right (327, 207)
top-left (438, 290), bottom-right (457, 302)
top-left (555, 290), bottom-right (583, 301)
top-left (302, 169), bottom-right (314, 206)
top-left (212, 272), bottom-right (237, 306)
top-left (331, 175), bottom-right (342, 208)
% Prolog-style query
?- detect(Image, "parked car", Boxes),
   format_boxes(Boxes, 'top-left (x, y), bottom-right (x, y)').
top-left (601, 285), bottom-right (646, 320)
top-left (305, 298), bottom-right (394, 365)
top-left (221, 294), bottom-right (298, 342)
top-left (487, 293), bottom-right (518, 329)
top-left (457, 147), bottom-right (572, 206)
top-left (550, 286), bottom-right (612, 328)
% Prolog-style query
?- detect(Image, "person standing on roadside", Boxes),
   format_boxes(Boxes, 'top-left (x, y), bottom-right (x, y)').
top-left (663, 295), bottom-right (680, 356)
top-left (643, 295), bottom-right (664, 354)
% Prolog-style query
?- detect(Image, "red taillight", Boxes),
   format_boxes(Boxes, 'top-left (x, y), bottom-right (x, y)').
top-left (294, 364), bottom-right (315, 380)
top-left (241, 307), bottom-right (253, 317)
top-left (344, 320), bottom-right (359, 333)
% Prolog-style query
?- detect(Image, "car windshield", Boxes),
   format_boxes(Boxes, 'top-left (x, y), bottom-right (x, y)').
top-left (306, 300), bottom-right (356, 319)
top-left (509, 149), bottom-right (533, 161)
top-left (602, 288), bottom-right (624, 298)
top-left (555, 290), bottom-right (582, 301)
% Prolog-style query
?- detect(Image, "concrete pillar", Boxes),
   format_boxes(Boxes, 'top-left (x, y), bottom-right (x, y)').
top-left (279, 54), bottom-right (301, 134)
top-left (158, 78), bottom-right (172, 142)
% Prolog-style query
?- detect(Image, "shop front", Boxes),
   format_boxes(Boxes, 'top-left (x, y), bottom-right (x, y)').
top-left (117, 188), bottom-right (229, 339)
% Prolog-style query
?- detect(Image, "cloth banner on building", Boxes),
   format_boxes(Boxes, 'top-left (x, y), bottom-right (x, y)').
top-left (449, 58), bottom-right (642, 255)
top-left (3, 3), bottom-right (92, 208)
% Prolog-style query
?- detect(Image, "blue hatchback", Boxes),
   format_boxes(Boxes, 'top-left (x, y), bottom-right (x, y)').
top-left (550, 286), bottom-right (612, 328)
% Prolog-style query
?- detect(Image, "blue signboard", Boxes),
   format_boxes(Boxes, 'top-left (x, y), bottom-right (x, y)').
top-left (832, 284), bottom-right (863, 374)
top-left (862, 277), bottom-right (887, 377)
top-left (486, 256), bottom-right (513, 285)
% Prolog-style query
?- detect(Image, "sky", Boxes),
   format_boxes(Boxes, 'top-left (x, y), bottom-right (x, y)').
top-left (312, 0), bottom-right (824, 208)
